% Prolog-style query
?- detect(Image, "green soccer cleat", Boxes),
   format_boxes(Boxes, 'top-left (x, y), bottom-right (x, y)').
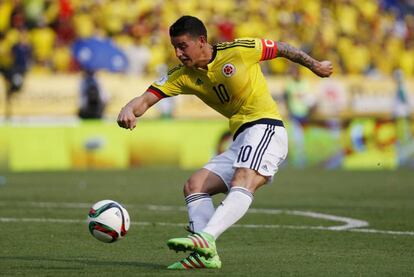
top-left (167, 231), bottom-right (217, 258)
top-left (167, 252), bottom-right (222, 270)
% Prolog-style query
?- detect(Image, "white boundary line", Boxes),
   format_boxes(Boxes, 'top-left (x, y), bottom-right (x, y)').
top-left (1, 201), bottom-right (413, 236)
top-left (1, 217), bottom-right (414, 236)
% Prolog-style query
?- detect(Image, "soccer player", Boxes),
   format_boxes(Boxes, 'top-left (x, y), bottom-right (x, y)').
top-left (117, 15), bottom-right (333, 269)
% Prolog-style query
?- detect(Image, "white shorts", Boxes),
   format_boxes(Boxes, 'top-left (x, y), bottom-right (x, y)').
top-left (204, 123), bottom-right (288, 189)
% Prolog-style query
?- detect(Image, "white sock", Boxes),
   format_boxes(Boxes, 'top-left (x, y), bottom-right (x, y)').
top-left (203, 187), bottom-right (253, 239)
top-left (185, 193), bottom-right (215, 232)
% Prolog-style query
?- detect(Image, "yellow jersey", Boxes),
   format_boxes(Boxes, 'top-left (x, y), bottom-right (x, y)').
top-left (148, 38), bottom-right (283, 136)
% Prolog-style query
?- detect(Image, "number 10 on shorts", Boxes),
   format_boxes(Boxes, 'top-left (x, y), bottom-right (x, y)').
top-left (237, 145), bottom-right (252, 163)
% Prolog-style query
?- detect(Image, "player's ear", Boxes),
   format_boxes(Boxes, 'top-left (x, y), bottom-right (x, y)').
top-left (199, 35), bottom-right (207, 46)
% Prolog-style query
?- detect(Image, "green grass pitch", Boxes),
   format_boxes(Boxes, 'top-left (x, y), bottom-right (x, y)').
top-left (0, 168), bottom-right (413, 276)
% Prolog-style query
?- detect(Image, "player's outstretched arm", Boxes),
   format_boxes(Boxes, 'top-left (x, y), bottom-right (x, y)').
top-left (117, 91), bottom-right (160, 130)
top-left (277, 42), bottom-right (333, 78)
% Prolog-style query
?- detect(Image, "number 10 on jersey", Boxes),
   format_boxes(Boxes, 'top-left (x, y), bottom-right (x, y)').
top-left (213, 84), bottom-right (230, 104)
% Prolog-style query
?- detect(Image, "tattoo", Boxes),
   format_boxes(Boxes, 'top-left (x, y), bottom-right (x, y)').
top-left (277, 42), bottom-right (316, 71)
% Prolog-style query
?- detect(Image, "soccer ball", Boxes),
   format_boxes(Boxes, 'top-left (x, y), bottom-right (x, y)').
top-left (87, 200), bottom-right (130, 243)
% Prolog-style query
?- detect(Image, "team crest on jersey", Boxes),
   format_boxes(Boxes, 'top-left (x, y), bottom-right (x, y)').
top-left (222, 63), bottom-right (236, 77)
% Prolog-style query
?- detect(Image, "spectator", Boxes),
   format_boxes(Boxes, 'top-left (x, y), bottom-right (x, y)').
top-left (0, 29), bottom-right (31, 96)
top-left (392, 68), bottom-right (414, 166)
top-left (1, 0), bottom-right (414, 76)
top-left (78, 70), bottom-right (107, 119)
top-left (124, 36), bottom-right (151, 76)
top-left (9, 29), bottom-right (31, 91)
top-left (393, 68), bottom-right (410, 118)
top-left (284, 65), bottom-right (315, 167)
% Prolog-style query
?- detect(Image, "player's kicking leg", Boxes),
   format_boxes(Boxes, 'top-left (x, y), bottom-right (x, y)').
top-left (167, 168), bottom-right (226, 269)
top-left (166, 169), bottom-right (265, 265)
top-left (167, 123), bottom-right (288, 268)
top-left (166, 169), bottom-right (259, 260)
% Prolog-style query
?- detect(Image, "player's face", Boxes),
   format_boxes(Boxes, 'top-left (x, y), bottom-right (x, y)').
top-left (171, 34), bottom-right (204, 67)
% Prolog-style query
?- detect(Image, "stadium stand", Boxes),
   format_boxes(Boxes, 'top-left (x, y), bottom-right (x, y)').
top-left (0, 0), bottom-right (413, 77)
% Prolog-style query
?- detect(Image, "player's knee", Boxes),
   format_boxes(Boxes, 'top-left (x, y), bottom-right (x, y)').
top-left (230, 168), bottom-right (267, 193)
top-left (183, 176), bottom-right (203, 196)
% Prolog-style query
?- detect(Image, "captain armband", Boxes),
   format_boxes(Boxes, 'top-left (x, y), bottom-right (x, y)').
top-left (260, 39), bottom-right (278, 61)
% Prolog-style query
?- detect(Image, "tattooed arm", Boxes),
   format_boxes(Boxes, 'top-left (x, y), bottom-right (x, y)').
top-left (277, 42), bottom-right (333, 78)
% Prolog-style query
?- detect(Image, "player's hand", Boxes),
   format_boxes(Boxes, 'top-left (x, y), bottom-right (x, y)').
top-left (117, 106), bottom-right (137, 130)
top-left (313, 61), bottom-right (333, 78)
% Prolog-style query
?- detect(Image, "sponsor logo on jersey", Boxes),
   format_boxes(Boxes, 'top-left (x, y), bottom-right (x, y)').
top-left (222, 63), bottom-right (236, 77)
top-left (155, 75), bottom-right (168, 86)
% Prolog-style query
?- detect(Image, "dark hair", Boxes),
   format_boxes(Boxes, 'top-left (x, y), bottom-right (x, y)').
top-left (169, 15), bottom-right (207, 39)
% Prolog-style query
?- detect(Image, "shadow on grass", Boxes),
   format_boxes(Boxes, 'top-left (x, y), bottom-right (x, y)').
top-left (0, 256), bottom-right (165, 270)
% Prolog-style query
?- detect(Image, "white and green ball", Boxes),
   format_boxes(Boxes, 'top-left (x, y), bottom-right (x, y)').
top-left (87, 200), bottom-right (130, 243)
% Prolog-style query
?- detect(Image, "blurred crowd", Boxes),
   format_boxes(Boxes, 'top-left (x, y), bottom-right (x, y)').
top-left (1, 0), bottom-right (414, 78)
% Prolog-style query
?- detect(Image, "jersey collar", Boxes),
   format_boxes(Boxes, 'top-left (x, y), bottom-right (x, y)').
top-left (208, 45), bottom-right (217, 65)
top-left (194, 45), bottom-right (217, 72)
